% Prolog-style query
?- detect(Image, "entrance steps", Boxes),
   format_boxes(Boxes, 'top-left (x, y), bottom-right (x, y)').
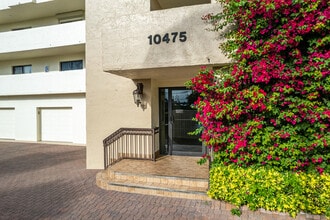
top-left (96, 169), bottom-right (210, 200)
top-left (96, 156), bottom-right (210, 200)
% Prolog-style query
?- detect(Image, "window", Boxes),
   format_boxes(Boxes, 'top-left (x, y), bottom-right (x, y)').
top-left (12, 65), bottom-right (32, 74)
top-left (60, 60), bottom-right (83, 71)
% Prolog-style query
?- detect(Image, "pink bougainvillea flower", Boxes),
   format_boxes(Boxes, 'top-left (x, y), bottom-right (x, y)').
top-left (189, 0), bottom-right (329, 175)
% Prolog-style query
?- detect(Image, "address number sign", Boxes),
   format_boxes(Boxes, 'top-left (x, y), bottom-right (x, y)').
top-left (148, 31), bottom-right (187, 45)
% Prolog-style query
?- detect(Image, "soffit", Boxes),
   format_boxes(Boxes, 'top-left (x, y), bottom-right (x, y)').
top-left (105, 65), bottom-right (208, 80)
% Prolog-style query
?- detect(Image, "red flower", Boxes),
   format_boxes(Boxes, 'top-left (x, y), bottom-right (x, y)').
top-left (316, 166), bottom-right (324, 175)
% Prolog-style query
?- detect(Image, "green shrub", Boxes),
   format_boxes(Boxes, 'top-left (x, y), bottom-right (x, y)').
top-left (208, 165), bottom-right (330, 218)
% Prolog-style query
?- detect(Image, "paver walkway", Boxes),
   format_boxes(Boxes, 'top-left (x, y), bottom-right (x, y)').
top-left (0, 141), bottom-right (230, 220)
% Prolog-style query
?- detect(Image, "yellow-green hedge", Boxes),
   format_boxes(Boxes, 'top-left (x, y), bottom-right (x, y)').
top-left (208, 165), bottom-right (330, 218)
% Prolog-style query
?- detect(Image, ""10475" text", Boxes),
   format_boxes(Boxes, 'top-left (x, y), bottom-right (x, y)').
top-left (148, 32), bottom-right (187, 45)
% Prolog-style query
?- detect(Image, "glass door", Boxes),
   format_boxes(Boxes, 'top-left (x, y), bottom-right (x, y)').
top-left (159, 88), bottom-right (203, 156)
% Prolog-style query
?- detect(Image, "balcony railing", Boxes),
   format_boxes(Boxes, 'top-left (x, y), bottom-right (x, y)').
top-left (0, 69), bottom-right (86, 96)
top-left (103, 127), bottom-right (159, 169)
top-left (0, 20), bottom-right (85, 54)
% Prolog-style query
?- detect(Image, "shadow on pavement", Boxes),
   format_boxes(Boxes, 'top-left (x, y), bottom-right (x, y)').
top-left (0, 149), bottom-right (84, 176)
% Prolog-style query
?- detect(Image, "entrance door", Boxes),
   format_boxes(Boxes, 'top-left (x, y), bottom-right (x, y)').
top-left (159, 88), bottom-right (203, 156)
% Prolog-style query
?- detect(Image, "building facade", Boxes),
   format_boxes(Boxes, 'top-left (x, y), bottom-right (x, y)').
top-left (0, 0), bottom-right (86, 144)
top-left (86, 0), bottom-right (229, 169)
top-left (0, 0), bottom-right (229, 168)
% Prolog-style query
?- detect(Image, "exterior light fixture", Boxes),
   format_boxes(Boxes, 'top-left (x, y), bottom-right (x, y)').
top-left (133, 83), bottom-right (143, 107)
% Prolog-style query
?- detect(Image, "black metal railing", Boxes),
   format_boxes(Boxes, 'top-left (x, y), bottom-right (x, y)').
top-left (103, 127), bottom-right (159, 169)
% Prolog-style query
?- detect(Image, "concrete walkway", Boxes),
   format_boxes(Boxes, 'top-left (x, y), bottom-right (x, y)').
top-left (0, 141), bottom-right (229, 220)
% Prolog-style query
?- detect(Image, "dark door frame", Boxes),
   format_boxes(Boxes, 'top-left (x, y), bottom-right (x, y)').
top-left (159, 87), bottom-right (203, 156)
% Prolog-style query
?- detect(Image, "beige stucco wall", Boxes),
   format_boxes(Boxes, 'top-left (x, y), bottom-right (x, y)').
top-left (102, 4), bottom-right (227, 73)
top-left (86, 0), bottom-right (228, 169)
top-left (86, 0), bottom-right (152, 169)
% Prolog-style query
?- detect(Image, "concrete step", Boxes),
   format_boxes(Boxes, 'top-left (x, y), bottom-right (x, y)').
top-left (96, 170), bottom-right (210, 200)
top-left (107, 169), bottom-right (209, 188)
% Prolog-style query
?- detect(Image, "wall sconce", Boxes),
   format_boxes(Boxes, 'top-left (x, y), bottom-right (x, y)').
top-left (133, 83), bottom-right (143, 107)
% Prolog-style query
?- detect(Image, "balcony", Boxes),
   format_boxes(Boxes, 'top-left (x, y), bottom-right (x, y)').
top-left (0, 69), bottom-right (85, 96)
top-left (0, 20), bottom-right (85, 60)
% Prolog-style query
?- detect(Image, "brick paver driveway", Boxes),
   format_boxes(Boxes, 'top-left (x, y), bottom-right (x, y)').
top-left (0, 141), bottom-right (227, 220)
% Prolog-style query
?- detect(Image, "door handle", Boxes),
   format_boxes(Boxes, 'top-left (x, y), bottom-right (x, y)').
top-left (170, 115), bottom-right (174, 123)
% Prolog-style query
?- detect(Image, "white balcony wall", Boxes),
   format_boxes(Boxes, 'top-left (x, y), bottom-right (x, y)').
top-left (0, 69), bottom-right (85, 96)
top-left (0, 20), bottom-right (85, 53)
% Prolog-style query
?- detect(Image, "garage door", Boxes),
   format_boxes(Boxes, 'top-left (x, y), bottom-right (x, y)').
top-left (0, 108), bottom-right (15, 139)
top-left (40, 108), bottom-right (73, 142)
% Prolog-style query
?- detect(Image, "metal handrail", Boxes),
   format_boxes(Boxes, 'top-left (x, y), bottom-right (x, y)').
top-left (103, 127), bottom-right (159, 169)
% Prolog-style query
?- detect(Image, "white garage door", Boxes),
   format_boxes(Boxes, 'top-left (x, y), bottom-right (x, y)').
top-left (0, 108), bottom-right (15, 139)
top-left (40, 108), bottom-right (73, 142)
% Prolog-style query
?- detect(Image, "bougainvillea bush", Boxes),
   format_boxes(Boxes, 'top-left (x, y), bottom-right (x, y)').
top-left (187, 0), bottom-right (330, 217)
top-left (188, 0), bottom-right (330, 174)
